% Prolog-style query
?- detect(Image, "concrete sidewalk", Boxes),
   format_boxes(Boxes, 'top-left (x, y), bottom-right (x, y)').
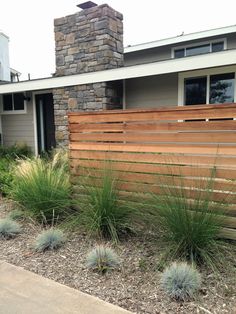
top-left (0, 261), bottom-right (134, 314)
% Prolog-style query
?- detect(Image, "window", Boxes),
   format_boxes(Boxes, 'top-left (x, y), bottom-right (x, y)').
top-left (186, 44), bottom-right (210, 56)
top-left (212, 42), bottom-right (224, 52)
top-left (2, 93), bottom-right (26, 113)
top-left (184, 72), bottom-right (235, 105)
top-left (185, 77), bottom-right (207, 105)
top-left (210, 73), bottom-right (235, 104)
top-left (174, 40), bottom-right (225, 58)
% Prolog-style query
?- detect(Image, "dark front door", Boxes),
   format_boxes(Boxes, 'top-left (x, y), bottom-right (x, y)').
top-left (35, 93), bottom-right (56, 154)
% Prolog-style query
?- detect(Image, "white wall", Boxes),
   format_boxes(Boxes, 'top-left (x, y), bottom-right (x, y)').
top-left (0, 33), bottom-right (10, 82)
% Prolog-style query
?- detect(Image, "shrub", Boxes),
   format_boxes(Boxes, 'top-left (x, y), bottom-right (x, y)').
top-left (0, 158), bottom-right (14, 195)
top-left (0, 144), bottom-right (31, 196)
top-left (0, 143), bottom-right (31, 159)
top-left (150, 170), bottom-right (226, 267)
top-left (76, 166), bottom-right (135, 243)
top-left (0, 218), bottom-right (21, 239)
top-left (86, 245), bottom-right (120, 273)
top-left (10, 150), bottom-right (71, 223)
top-left (34, 229), bottom-right (66, 252)
top-left (161, 262), bottom-right (201, 301)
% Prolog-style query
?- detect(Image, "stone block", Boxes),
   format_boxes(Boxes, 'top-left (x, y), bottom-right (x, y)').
top-left (68, 47), bottom-right (80, 55)
top-left (65, 33), bottom-right (75, 44)
top-left (68, 98), bottom-right (77, 109)
top-left (54, 17), bottom-right (66, 26)
top-left (64, 68), bottom-right (77, 75)
top-left (56, 55), bottom-right (65, 66)
top-left (94, 20), bottom-right (108, 31)
top-left (65, 55), bottom-right (74, 62)
top-left (55, 32), bottom-right (64, 41)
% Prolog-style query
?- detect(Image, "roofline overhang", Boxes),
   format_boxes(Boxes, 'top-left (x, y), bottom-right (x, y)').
top-left (124, 25), bottom-right (236, 54)
top-left (0, 50), bottom-right (236, 94)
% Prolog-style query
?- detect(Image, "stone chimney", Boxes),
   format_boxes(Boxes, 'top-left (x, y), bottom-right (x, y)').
top-left (54, 2), bottom-right (123, 76)
top-left (53, 2), bottom-right (124, 146)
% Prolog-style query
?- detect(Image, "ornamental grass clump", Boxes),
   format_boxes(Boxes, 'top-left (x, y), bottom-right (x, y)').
top-left (78, 166), bottom-right (135, 243)
top-left (0, 218), bottom-right (21, 239)
top-left (161, 262), bottom-right (201, 301)
top-left (10, 149), bottom-right (71, 223)
top-left (34, 229), bottom-right (66, 252)
top-left (150, 168), bottom-right (227, 267)
top-left (86, 245), bottom-right (120, 273)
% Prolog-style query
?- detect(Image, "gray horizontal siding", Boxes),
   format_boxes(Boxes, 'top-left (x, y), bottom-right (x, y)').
top-left (1, 102), bottom-right (35, 152)
top-left (125, 73), bottom-right (178, 109)
top-left (125, 34), bottom-right (236, 66)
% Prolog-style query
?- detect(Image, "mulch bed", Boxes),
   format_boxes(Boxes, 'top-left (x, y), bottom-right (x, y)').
top-left (0, 200), bottom-right (235, 314)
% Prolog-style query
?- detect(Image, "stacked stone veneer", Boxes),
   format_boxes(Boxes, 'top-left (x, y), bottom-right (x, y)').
top-left (53, 4), bottom-right (124, 146)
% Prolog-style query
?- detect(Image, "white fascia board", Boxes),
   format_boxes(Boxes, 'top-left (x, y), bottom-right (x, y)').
top-left (124, 25), bottom-right (236, 53)
top-left (0, 50), bottom-right (236, 94)
top-left (0, 32), bottom-right (9, 40)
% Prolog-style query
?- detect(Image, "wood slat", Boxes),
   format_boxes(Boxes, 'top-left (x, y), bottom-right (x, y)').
top-left (77, 168), bottom-right (236, 192)
top-left (69, 120), bottom-right (236, 133)
top-left (71, 159), bottom-right (236, 180)
top-left (70, 142), bottom-right (236, 155)
top-left (70, 132), bottom-right (236, 143)
top-left (219, 228), bottom-right (236, 240)
top-left (68, 103), bottom-right (236, 123)
top-left (70, 150), bottom-right (236, 167)
top-left (72, 179), bottom-right (236, 204)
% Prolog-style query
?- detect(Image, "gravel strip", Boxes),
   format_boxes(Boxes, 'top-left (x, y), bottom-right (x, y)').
top-left (0, 201), bottom-right (235, 314)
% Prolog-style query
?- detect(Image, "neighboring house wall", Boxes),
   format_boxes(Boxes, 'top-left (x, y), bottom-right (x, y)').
top-left (53, 3), bottom-right (124, 146)
top-left (1, 102), bottom-right (35, 151)
top-left (125, 73), bottom-right (178, 108)
top-left (124, 34), bottom-right (236, 66)
top-left (0, 33), bottom-right (10, 81)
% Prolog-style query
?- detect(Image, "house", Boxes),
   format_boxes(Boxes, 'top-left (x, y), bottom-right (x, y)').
top-left (0, 1), bottom-right (236, 155)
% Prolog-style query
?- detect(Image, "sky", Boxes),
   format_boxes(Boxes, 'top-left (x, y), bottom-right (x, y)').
top-left (1, 0), bottom-right (236, 80)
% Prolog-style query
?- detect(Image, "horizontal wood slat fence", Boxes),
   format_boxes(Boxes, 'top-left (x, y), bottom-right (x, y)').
top-left (69, 103), bottom-right (236, 240)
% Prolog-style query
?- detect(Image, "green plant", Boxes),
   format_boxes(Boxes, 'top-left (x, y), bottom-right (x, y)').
top-left (86, 245), bottom-right (120, 273)
top-left (10, 150), bottom-right (71, 222)
top-left (150, 169), bottom-right (226, 267)
top-left (0, 143), bottom-right (31, 159)
top-left (0, 218), bottom-right (21, 239)
top-left (0, 158), bottom-right (14, 195)
top-left (76, 166), bottom-right (135, 243)
top-left (161, 262), bottom-right (201, 301)
top-left (34, 229), bottom-right (66, 252)
top-left (0, 144), bottom-right (32, 196)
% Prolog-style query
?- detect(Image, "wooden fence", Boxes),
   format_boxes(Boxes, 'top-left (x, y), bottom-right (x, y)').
top-left (69, 103), bottom-right (236, 240)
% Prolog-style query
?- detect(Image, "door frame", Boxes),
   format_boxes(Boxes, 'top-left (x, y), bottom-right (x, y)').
top-left (32, 90), bottom-right (52, 156)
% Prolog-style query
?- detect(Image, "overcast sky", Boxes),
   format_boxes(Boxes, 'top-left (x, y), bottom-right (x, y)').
top-left (1, 0), bottom-right (236, 80)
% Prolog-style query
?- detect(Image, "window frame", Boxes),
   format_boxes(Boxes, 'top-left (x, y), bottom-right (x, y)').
top-left (171, 38), bottom-right (227, 59)
top-left (178, 66), bottom-right (236, 106)
top-left (0, 92), bottom-right (27, 114)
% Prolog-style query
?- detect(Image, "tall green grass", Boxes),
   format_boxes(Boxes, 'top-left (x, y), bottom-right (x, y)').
top-left (10, 149), bottom-right (71, 223)
top-left (149, 168), bottom-right (227, 267)
top-left (70, 166), bottom-right (135, 243)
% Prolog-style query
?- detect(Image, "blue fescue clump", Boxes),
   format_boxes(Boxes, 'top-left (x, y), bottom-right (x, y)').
top-left (34, 229), bottom-right (66, 252)
top-left (0, 218), bottom-right (21, 239)
top-left (86, 245), bottom-right (120, 273)
top-left (161, 262), bottom-right (201, 301)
